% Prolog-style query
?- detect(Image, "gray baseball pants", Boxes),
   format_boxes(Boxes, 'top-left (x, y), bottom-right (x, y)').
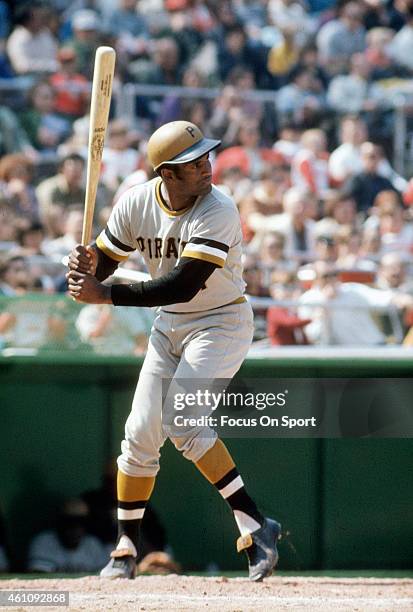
top-left (117, 301), bottom-right (254, 477)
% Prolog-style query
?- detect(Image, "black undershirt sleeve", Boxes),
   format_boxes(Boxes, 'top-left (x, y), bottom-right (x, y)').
top-left (111, 257), bottom-right (218, 307)
top-left (93, 243), bottom-right (120, 281)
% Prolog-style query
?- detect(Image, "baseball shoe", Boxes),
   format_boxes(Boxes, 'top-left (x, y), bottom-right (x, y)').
top-left (99, 548), bottom-right (137, 579)
top-left (237, 518), bottom-right (281, 581)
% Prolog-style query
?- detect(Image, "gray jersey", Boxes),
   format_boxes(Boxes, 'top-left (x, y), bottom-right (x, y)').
top-left (96, 177), bottom-right (245, 313)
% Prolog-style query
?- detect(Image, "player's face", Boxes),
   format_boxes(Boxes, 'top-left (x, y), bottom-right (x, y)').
top-left (177, 154), bottom-right (212, 196)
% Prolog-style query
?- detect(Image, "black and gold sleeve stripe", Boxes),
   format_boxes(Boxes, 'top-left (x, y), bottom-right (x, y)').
top-left (181, 237), bottom-right (229, 268)
top-left (96, 228), bottom-right (135, 262)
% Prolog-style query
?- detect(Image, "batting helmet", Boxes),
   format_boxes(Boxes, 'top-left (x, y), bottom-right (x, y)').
top-left (147, 121), bottom-right (221, 172)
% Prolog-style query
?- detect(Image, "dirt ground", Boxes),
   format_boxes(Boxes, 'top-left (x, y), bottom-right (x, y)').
top-left (0, 575), bottom-right (412, 611)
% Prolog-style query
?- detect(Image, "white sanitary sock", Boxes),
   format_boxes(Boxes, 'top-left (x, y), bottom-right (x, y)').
top-left (116, 534), bottom-right (137, 557)
top-left (234, 510), bottom-right (261, 537)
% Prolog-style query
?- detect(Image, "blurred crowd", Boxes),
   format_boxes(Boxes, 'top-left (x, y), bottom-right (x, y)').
top-left (2, 0), bottom-right (413, 348)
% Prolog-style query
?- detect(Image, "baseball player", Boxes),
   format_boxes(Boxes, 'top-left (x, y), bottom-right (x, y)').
top-left (67, 121), bottom-right (281, 581)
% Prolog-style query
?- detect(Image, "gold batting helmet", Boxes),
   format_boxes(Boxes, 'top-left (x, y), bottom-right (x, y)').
top-left (147, 121), bottom-right (221, 172)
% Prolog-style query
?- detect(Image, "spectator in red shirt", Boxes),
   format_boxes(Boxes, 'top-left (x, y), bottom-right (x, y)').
top-left (267, 270), bottom-right (311, 345)
top-left (213, 118), bottom-right (286, 182)
top-left (291, 128), bottom-right (330, 197)
top-left (50, 47), bottom-right (90, 121)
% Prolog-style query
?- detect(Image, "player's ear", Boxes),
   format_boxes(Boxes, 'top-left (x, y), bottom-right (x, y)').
top-left (160, 167), bottom-right (173, 181)
top-left (160, 167), bottom-right (180, 183)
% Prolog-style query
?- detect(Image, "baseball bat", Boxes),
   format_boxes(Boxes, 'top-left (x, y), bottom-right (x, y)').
top-left (81, 46), bottom-right (116, 246)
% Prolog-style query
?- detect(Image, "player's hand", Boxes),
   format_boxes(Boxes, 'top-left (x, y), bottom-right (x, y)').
top-left (67, 271), bottom-right (112, 304)
top-left (67, 245), bottom-right (98, 275)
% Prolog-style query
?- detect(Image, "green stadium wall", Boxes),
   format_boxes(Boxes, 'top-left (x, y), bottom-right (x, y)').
top-left (1, 354), bottom-right (412, 571)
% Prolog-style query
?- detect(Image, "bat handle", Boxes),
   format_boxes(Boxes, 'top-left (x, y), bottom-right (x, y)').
top-left (81, 221), bottom-right (93, 247)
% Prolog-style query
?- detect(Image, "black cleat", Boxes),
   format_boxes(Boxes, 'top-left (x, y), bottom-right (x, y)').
top-left (100, 548), bottom-right (137, 579)
top-left (237, 518), bottom-right (281, 581)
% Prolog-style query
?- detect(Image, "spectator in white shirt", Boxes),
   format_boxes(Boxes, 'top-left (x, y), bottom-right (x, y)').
top-left (388, 7), bottom-right (413, 71)
top-left (268, 0), bottom-right (314, 47)
top-left (6, 3), bottom-right (58, 75)
top-left (42, 205), bottom-right (84, 263)
top-left (76, 300), bottom-right (154, 356)
top-left (299, 261), bottom-right (413, 345)
top-left (329, 116), bottom-right (407, 190)
top-left (277, 66), bottom-right (326, 121)
top-left (329, 115), bottom-right (368, 184)
top-left (27, 498), bottom-right (106, 573)
top-left (317, 1), bottom-right (366, 75)
top-left (377, 201), bottom-right (413, 257)
top-left (101, 119), bottom-right (142, 192)
top-left (327, 53), bottom-right (384, 115)
top-left (273, 122), bottom-right (302, 163)
top-left (376, 252), bottom-right (413, 293)
top-left (249, 187), bottom-right (317, 263)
